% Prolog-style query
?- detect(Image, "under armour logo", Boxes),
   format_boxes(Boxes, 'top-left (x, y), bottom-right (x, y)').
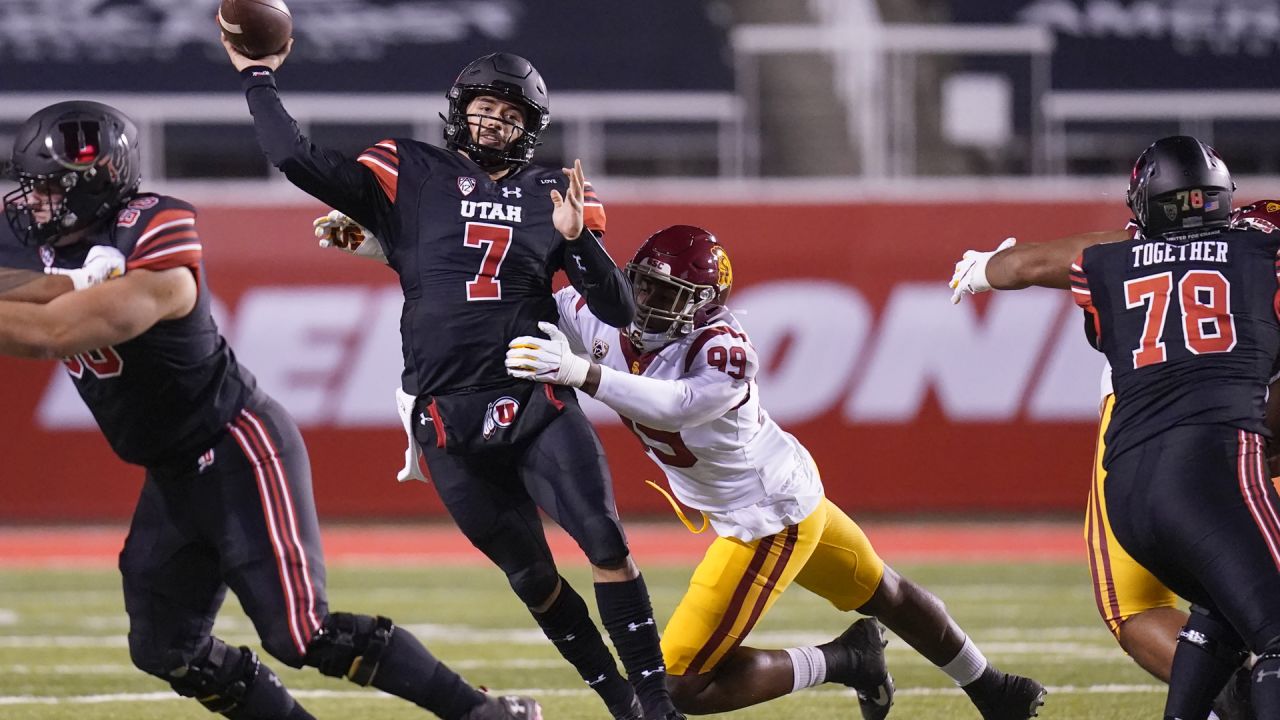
top-left (627, 618), bottom-right (656, 632)
top-left (1258, 667), bottom-right (1280, 682)
top-left (419, 412), bottom-right (431, 426)
top-left (587, 673), bottom-right (607, 686)
top-left (638, 664), bottom-right (666, 678)
top-left (502, 186), bottom-right (522, 198)
top-left (501, 696), bottom-right (527, 715)
top-left (573, 255), bottom-right (588, 272)
top-left (864, 684), bottom-right (891, 706)
top-left (197, 449), bottom-right (216, 474)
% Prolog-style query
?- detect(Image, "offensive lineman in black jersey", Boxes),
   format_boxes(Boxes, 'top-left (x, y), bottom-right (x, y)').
top-left (0, 101), bottom-right (539, 720)
top-left (953, 136), bottom-right (1280, 718)
top-left (222, 33), bottom-right (679, 720)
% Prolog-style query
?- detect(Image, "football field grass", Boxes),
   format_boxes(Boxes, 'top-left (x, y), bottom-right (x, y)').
top-left (0, 523), bottom-right (1170, 719)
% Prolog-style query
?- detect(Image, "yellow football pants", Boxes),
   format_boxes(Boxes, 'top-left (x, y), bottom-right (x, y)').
top-left (1086, 393), bottom-right (1179, 637)
top-left (662, 497), bottom-right (886, 676)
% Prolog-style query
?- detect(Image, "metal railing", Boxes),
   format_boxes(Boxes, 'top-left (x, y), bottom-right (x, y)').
top-left (0, 90), bottom-right (748, 186)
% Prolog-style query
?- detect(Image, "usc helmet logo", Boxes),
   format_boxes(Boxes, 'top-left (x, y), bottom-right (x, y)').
top-left (713, 246), bottom-right (732, 290)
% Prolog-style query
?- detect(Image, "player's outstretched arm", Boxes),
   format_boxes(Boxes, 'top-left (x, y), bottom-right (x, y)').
top-left (0, 245), bottom-right (126, 302)
top-left (950, 229), bottom-right (1130, 302)
top-left (221, 34), bottom-right (390, 236)
top-left (986, 230), bottom-right (1131, 290)
top-left (0, 267), bottom-right (195, 359)
top-left (0, 269), bottom-right (70, 302)
top-left (505, 323), bottom-right (746, 431)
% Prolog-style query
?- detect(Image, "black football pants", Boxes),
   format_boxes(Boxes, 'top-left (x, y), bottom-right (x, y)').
top-left (1104, 423), bottom-right (1280, 652)
top-left (120, 394), bottom-right (329, 674)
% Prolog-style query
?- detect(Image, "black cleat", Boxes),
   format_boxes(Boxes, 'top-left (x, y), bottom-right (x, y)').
top-left (1212, 664), bottom-right (1256, 720)
top-left (826, 618), bottom-right (895, 720)
top-left (965, 670), bottom-right (1046, 720)
top-left (461, 694), bottom-right (543, 720)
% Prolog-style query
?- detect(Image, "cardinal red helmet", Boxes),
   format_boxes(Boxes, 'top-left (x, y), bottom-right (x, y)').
top-left (625, 224), bottom-right (733, 352)
top-left (1230, 199), bottom-right (1280, 234)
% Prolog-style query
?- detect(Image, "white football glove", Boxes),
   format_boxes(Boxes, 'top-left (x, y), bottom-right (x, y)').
top-left (949, 237), bottom-right (1017, 304)
top-left (313, 210), bottom-right (388, 263)
top-left (46, 245), bottom-right (126, 290)
top-left (505, 321), bottom-right (591, 388)
top-left (394, 387), bottom-right (429, 484)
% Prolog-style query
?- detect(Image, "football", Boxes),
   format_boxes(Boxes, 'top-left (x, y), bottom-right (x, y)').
top-left (218, 0), bottom-right (292, 60)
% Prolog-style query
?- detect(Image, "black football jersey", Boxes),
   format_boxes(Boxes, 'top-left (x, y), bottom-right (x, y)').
top-left (1074, 226), bottom-right (1280, 465)
top-left (242, 68), bottom-right (633, 399)
top-left (45, 194), bottom-right (258, 467)
top-left (353, 140), bottom-right (607, 395)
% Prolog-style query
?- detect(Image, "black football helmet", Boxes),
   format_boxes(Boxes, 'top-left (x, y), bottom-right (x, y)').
top-left (3, 101), bottom-right (142, 246)
top-left (1126, 135), bottom-right (1234, 238)
top-left (442, 53), bottom-right (550, 171)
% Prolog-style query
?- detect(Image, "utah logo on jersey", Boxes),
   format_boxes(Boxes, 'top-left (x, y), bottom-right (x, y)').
top-left (483, 396), bottom-right (520, 439)
top-left (457, 176), bottom-right (477, 196)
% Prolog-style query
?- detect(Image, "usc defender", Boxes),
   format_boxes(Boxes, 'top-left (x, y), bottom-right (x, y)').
top-left (507, 224), bottom-right (1047, 719)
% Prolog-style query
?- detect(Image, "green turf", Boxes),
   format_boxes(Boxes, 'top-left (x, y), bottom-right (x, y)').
top-left (0, 560), bottom-right (1169, 719)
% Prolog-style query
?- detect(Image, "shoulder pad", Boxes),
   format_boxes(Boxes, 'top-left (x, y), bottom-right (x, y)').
top-left (683, 324), bottom-right (756, 378)
top-left (116, 195), bottom-right (201, 272)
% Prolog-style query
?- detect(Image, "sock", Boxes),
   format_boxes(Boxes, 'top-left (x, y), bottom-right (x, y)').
top-left (596, 575), bottom-right (673, 717)
top-left (367, 629), bottom-right (487, 720)
top-left (941, 636), bottom-right (989, 687)
top-left (784, 646), bottom-right (829, 692)
top-left (1164, 612), bottom-right (1243, 720)
top-left (1252, 655), bottom-right (1280, 720)
top-left (534, 578), bottom-right (635, 711)
top-left (230, 662), bottom-right (316, 720)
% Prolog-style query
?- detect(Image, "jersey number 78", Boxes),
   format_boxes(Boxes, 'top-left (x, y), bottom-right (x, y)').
top-left (1124, 269), bottom-right (1236, 369)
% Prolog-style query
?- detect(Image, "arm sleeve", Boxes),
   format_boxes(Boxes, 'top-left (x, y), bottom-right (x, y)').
top-left (592, 331), bottom-right (753, 431)
top-left (241, 67), bottom-right (393, 237)
top-left (563, 229), bottom-right (635, 328)
top-left (552, 286), bottom-right (590, 355)
top-left (594, 365), bottom-right (747, 432)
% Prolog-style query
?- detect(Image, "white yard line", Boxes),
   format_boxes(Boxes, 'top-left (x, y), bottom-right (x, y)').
top-left (0, 684), bottom-right (1165, 706)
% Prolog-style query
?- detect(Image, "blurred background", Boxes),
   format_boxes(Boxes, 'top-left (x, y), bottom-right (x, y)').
top-left (5, 0), bottom-right (1280, 521)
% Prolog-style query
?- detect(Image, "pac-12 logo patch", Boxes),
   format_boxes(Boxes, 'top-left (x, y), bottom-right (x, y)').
top-left (39, 244), bottom-right (55, 268)
top-left (592, 338), bottom-right (610, 360)
top-left (483, 396), bottom-right (520, 439)
top-left (457, 176), bottom-right (477, 197)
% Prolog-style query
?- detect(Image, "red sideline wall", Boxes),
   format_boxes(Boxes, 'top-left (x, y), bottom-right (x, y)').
top-left (0, 200), bottom-right (1135, 520)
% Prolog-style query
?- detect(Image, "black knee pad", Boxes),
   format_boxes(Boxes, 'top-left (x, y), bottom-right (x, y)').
top-left (581, 516), bottom-right (629, 569)
top-left (1178, 605), bottom-right (1248, 667)
top-left (164, 639), bottom-right (261, 716)
top-left (303, 612), bottom-right (394, 686)
top-left (507, 561), bottom-right (561, 607)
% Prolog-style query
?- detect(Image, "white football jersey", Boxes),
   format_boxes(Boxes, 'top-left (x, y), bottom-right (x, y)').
top-left (555, 288), bottom-right (823, 541)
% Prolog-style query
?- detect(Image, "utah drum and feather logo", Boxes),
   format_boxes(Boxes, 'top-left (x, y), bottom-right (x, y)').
top-left (483, 396), bottom-right (520, 439)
